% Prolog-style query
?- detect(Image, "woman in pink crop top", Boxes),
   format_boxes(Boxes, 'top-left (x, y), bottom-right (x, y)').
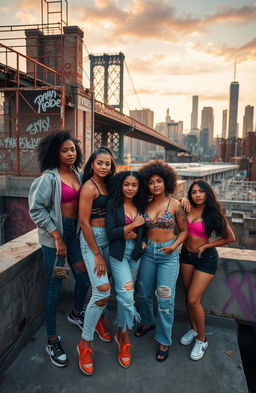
top-left (180, 179), bottom-right (235, 361)
top-left (134, 160), bottom-right (188, 362)
top-left (29, 130), bottom-right (90, 368)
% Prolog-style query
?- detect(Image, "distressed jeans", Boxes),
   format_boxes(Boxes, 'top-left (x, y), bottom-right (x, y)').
top-left (137, 238), bottom-right (179, 346)
top-left (109, 240), bottom-right (141, 331)
top-left (42, 217), bottom-right (90, 337)
top-left (80, 227), bottom-right (110, 341)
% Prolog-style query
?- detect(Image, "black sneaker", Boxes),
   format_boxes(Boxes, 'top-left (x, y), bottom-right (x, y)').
top-left (46, 336), bottom-right (68, 367)
top-left (67, 311), bottom-right (84, 330)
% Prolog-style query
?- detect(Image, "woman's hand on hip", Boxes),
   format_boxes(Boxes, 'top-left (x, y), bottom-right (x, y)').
top-left (197, 244), bottom-right (208, 257)
top-left (94, 254), bottom-right (107, 277)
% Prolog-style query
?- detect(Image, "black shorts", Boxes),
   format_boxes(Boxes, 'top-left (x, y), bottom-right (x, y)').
top-left (180, 245), bottom-right (218, 275)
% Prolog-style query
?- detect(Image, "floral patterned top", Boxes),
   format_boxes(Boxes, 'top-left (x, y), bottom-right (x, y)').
top-left (144, 198), bottom-right (176, 230)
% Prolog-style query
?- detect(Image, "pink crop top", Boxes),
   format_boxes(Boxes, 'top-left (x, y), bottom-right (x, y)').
top-left (61, 182), bottom-right (81, 204)
top-left (187, 219), bottom-right (208, 239)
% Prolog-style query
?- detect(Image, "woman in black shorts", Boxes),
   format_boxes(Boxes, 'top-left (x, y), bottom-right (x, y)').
top-left (180, 179), bottom-right (235, 361)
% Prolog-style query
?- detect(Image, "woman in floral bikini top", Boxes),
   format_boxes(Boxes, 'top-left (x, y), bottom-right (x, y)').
top-left (135, 160), bottom-right (188, 362)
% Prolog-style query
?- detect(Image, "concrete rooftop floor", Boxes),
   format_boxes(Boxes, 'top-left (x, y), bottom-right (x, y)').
top-left (1, 299), bottom-right (249, 393)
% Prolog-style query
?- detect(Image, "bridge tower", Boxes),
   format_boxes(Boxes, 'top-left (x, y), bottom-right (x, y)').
top-left (89, 53), bottom-right (126, 163)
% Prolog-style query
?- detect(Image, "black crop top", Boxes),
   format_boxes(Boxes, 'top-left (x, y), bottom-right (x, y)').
top-left (90, 179), bottom-right (110, 219)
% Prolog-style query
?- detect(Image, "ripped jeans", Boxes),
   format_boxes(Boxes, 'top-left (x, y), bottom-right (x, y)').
top-left (109, 240), bottom-right (141, 332)
top-left (80, 227), bottom-right (110, 341)
top-left (137, 238), bottom-right (179, 346)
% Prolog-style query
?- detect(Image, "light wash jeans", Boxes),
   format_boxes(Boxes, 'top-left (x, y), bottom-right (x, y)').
top-left (80, 227), bottom-right (110, 341)
top-left (137, 238), bottom-right (179, 346)
top-left (42, 217), bottom-right (90, 337)
top-left (109, 240), bottom-right (141, 331)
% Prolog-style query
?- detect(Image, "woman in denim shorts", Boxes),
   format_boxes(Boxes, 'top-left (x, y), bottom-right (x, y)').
top-left (29, 130), bottom-right (90, 368)
top-left (179, 179), bottom-right (235, 361)
top-left (77, 147), bottom-right (116, 376)
top-left (106, 171), bottom-right (146, 368)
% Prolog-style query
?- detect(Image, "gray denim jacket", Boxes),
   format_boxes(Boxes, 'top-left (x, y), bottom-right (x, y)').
top-left (28, 167), bottom-right (82, 248)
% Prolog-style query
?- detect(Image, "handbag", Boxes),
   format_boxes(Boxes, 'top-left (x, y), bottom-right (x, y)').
top-left (51, 255), bottom-right (70, 279)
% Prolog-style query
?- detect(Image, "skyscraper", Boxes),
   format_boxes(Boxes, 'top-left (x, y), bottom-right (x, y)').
top-left (127, 108), bottom-right (154, 157)
top-left (201, 107), bottom-right (214, 145)
top-left (191, 95), bottom-right (198, 131)
top-left (228, 81), bottom-right (239, 138)
top-left (242, 105), bottom-right (254, 138)
top-left (222, 109), bottom-right (228, 139)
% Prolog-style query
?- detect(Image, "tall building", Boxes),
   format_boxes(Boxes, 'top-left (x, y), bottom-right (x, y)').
top-left (228, 81), bottom-right (239, 138)
top-left (242, 105), bottom-right (254, 138)
top-left (126, 108), bottom-right (154, 158)
top-left (199, 128), bottom-right (209, 156)
top-left (191, 95), bottom-right (198, 131)
top-left (201, 107), bottom-right (214, 145)
top-left (222, 109), bottom-right (228, 139)
top-left (167, 121), bottom-right (183, 143)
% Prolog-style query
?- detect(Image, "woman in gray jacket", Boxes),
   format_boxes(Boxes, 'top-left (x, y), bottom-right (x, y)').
top-left (29, 130), bottom-right (90, 368)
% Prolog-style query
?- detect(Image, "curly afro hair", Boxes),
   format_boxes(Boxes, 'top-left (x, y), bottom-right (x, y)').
top-left (37, 130), bottom-right (83, 172)
top-left (138, 159), bottom-right (177, 198)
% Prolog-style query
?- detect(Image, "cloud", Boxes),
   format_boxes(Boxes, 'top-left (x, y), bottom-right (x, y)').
top-left (76, 1), bottom-right (256, 44)
top-left (126, 88), bottom-right (227, 102)
top-left (14, 11), bottom-right (38, 24)
top-left (194, 37), bottom-right (256, 62)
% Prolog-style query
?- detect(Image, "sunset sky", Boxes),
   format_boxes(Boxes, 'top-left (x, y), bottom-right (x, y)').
top-left (0, 0), bottom-right (255, 136)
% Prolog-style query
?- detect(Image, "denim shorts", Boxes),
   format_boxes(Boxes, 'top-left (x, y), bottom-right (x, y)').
top-left (180, 245), bottom-right (218, 275)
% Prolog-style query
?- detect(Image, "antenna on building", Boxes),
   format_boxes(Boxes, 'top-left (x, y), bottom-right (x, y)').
top-left (233, 58), bottom-right (237, 82)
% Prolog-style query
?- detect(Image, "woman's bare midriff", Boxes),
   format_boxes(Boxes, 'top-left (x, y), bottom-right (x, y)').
top-left (147, 228), bottom-right (176, 243)
top-left (61, 202), bottom-right (79, 218)
top-left (90, 217), bottom-right (106, 227)
top-left (184, 235), bottom-right (209, 253)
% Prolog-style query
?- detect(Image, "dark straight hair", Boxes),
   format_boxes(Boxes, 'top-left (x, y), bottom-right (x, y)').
top-left (188, 179), bottom-right (228, 238)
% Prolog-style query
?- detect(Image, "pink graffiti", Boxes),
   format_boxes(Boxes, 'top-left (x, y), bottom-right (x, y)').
top-left (222, 270), bottom-right (256, 322)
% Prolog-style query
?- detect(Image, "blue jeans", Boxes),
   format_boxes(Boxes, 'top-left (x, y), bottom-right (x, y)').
top-left (42, 217), bottom-right (90, 337)
top-left (109, 240), bottom-right (141, 331)
top-left (80, 227), bottom-right (110, 341)
top-left (137, 238), bottom-right (179, 346)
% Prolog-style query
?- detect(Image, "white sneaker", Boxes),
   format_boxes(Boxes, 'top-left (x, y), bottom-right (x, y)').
top-left (180, 329), bottom-right (198, 345)
top-left (190, 339), bottom-right (208, 360)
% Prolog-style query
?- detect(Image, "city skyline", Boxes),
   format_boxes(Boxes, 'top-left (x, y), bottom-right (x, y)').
top-left (0, 0), bottom-right (255, 136)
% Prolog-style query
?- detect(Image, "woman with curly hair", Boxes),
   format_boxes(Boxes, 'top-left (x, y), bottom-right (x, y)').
top-left (77, 147), bottom-right (116, 376)
top-left (135, 160), bottom-right (187, 362)
top-left (29, 130), bottom-right (90, 368)
top-left (179, 179), bottom-right (235, 360)
top-left (105, 171), bottom-right (146, 368)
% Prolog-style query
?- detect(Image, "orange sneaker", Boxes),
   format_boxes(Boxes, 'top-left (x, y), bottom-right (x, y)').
top-left (77, 341), bottom-right (94, 376)
top-left (95, 316), bottom-right (112, 342)
top-left (114, 334), bottom-right (132, 368)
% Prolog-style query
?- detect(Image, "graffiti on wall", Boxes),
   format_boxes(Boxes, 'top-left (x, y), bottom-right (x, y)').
top-left (222, 261), bottom-right (256, 323)
top-left (4, 198), bottom-right (35, 243)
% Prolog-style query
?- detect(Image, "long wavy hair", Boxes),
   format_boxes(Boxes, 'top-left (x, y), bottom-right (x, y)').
top-left (188, 179), bottom-right (228, 238)
top-left (82, 146), bottom-right (116, 190)
top-left (110, 171), bottom-right (146, 213)
top-left (138, 159), bottom-right (177, 204)
top-left (37, 130), bottom-right (82, 172)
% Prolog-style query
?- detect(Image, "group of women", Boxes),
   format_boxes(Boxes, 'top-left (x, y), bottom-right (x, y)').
top-left (29, 130), bottom-right (235, 375)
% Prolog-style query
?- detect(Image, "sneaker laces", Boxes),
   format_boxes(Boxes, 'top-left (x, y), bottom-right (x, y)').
top-left (120, 343), bottom-right (131, 361)
top-left (80, 347), bottom-right (93, 368)
top-left (51, 340), bottom-right (64, 357)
